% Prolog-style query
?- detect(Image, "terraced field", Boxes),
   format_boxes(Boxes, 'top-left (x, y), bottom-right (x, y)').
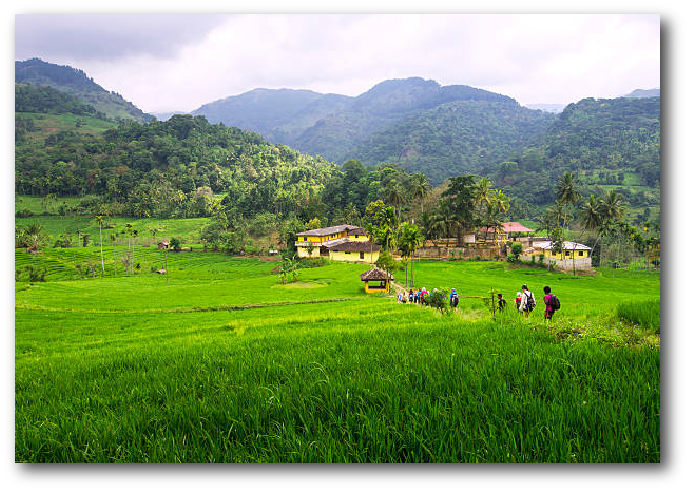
top-left (15, 251), bottom-right (660, 462)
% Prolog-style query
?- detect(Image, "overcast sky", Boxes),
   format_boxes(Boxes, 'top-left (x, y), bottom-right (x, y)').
top-left (15, 13), bottom-right (660, 114)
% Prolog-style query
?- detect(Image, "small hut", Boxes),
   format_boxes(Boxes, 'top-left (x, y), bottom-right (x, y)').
top-left (360, 267), bottom-right (393, 294)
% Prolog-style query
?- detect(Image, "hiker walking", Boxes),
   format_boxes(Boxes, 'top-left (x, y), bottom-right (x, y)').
top-left (497, 293), bottom-right (507, 313)
top-left (449, 287), bottom-right (459, 312)
top-left (519, 284), bottom-right (536, 319)
top-left (515, 292), bottom-right (522, 310)
top-left (543, 286), bottom-right (560, 323)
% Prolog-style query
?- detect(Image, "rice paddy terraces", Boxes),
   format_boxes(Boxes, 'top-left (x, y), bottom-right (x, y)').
top-left (15, 252), bottom-right (660, 462)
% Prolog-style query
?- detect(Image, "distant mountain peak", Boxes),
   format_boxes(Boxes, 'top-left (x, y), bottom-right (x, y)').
top-left (623, 88), bottom-right (660, 98)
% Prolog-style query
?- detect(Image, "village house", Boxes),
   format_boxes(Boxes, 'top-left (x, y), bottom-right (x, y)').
top-left (476, 222), bottom-right (535, 244)
top-left (520, 238), bottom-right (592, 270)
top-left (295, 224), bottom-right (380, 263)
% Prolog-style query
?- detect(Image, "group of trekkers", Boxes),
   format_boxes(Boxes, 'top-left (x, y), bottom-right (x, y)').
top-left (398, 283), bottom-right (560, 321)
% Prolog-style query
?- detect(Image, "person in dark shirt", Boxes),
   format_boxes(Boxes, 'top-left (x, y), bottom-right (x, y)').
top-left (497, 293), bottom-right (507, 312)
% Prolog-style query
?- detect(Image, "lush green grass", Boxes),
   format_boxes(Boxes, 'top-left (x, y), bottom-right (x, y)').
top-left (616, 299), bottom-right (660, 332)
top-left (17, 112), bottom-right (117, 143)
top-left (15, 214), bottom-right (212, 243)
top-left (15, 254), bottom-right (660, 462)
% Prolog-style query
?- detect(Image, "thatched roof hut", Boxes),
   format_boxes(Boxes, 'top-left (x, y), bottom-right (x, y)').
top-left (360, 267), bottom-right (393, 281)
top-left (360, 267), bottom-right (393, 294)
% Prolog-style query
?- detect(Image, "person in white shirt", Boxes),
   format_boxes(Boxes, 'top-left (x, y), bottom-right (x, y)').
top-left (519, 284), bottom-right (536, 319)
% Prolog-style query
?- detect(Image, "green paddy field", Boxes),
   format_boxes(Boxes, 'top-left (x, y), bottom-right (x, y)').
top-left (14, 247), bottom-right (660, 462)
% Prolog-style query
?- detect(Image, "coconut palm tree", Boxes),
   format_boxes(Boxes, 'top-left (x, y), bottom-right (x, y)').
top-left (385, 178), bottom-right (406, 222)
top-left (124, 223), bottom-right (133, 274)
top-left (409, 173), bottom-right (432, 215)
top-left (556, 171), bottom-right (581, 207)
top-left (110, 233), bottom-right (117, 277)
top-left (398, 222), bottom-right (424, 287)
top-left (95, 215), bottom-right (105, 276)
top-left (600, 189), bottom-right (625, 222)
top-left (428, 199), bottom-right (456, 249)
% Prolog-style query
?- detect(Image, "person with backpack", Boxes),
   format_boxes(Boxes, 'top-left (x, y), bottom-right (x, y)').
top-left (449, 287), bottom-right (459, 312)
top-left (497, 293), bottom-right (507, 313)
top-left (420, 287), bottom-right (427, 306)
top-left (543, 285), bottom-right (560, 322)
top-left (519, 284), bottom-right (536, 319)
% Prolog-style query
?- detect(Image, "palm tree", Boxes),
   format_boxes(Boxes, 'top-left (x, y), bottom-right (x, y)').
top-left (600, 189), bottom-right (625, 222)
top-left (385, 179), bottom-right (406, 222)
top-left (95, 216), bottom-right (105, 276)
top-left (556, 171), bottom-right (581, 207)
top-left (555, 171), bottom-right (581, 270)
top-left (124, 223), bottom-right (133, 274)
top-left (474, 177), bottom-right (492, 219)
top-left (398, 222), bottom-right (424, 287)
top-left (110, 233), bottom-right (118, 277)
top-left (132, 229), bottom-right (139, 273)
top-left (428, 199), bottom-right (456, 251)
top-left (409, 173), bottom-right (431, 215)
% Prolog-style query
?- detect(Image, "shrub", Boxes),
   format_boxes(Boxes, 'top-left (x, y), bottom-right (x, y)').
top-left (16, 209), bottom-right (34, 218)
top-left (510, 242), bottom-right (523, 257)
top-left (538, 254), bottom-right (545, 265)
top-left (376, 251), bottom-right (403, 272)
top-left (426, 289), bottom-right (448, 314)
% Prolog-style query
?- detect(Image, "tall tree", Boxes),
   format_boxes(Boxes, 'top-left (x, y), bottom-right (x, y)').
top-left (95, 215), bottom-right (105, 276)
top-left (110, 233), bottom-right (117, 277)
top-left (398, 222), bottom-right (424, 287)
top-left (556, 172), bottom-right (580, 273)
top-left (440, 175), bottom-right (477, 244)
top-left (124, 223), bottom-right (133, 275)
top-left (409, 172), bottom-right (431, 215)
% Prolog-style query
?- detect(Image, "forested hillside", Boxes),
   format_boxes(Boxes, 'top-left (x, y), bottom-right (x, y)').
top-left (15, 111), bottom-right (337, 222)
top-left (191, 77), bottom-right (533, 172)
top-left (16, 58), bottom-right (155, 123)
top-left (349, 99), bottom-right (556, 185)
top-left (481, 95), bottom-right (661, 223)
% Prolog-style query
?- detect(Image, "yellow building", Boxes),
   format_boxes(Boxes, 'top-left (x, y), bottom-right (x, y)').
top-left (295, 224), bottom-right (378, 263)
top-left (521, 239), bottom-right (592, 270)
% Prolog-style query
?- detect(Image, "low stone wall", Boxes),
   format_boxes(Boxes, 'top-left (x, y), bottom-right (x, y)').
top-left (417, 245), bottom-right (501, 260)
top-left (519, 254), bottom-right (592, 270)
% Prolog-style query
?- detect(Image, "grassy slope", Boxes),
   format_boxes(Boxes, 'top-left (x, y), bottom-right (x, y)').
top-left (15, 255), bottom-right (660, 462)
top-left (17, 112), bottom-right (116, 142)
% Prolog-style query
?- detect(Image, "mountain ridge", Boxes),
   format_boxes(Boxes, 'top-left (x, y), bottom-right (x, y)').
top-left (15, 58), bottom-right (156, 123)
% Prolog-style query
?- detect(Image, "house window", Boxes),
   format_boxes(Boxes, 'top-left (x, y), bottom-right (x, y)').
top-left (360, 252), bottom-right (364, 259)
top-left (345, 251), bottom-right (351, 255)
top-left (355, 235), bottom-right (359, 238)
top-left (579, 251), bottom-right (584, 257)
top-left (565, 251), bottom-right (570, 256)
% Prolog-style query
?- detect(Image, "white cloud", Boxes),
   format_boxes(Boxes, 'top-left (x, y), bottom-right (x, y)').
top-left (15, 13), bottom-right (660, 113)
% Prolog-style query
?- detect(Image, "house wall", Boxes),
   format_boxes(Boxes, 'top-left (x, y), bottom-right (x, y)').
top-left (331, 249), bottom-right (379, 263)
top-left (296, 245), bottom-right (321, 258)
top-left (346, 233), bottom-right (369, 242)
top-left (416, 246), bottom-right (501, 260)
top-left (548, 257), bottom-right (592, 270)
top-left (364, 281), bottom-right (388, 294)
top-left (297, 231), bottom-right (347, 243)
top-left (519, 253), bottom-right (592, 270)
